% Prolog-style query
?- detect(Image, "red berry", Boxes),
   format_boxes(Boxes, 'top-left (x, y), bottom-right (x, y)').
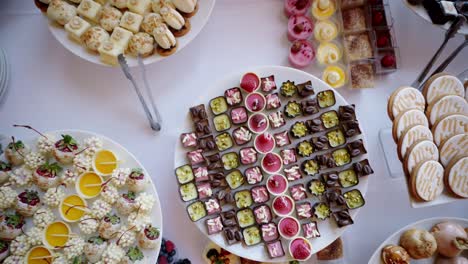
top-left (377, 35), bottom-right (389, 47)
top-left (295, 0), bottom-right (308, 9)
top-left (165, 240), bottom-right (176, 253)
top-left (158, 255), bottom-right (169, 264)
top-left (373, 11), bottom-right (384, 25)
top-left (381, 54), bottom-right (396, 68)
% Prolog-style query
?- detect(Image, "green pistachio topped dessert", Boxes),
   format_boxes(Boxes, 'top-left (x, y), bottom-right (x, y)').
top-left (297, 140), bottom-right (314, 157)
top-left (280, 80), bottom-right (297, 97)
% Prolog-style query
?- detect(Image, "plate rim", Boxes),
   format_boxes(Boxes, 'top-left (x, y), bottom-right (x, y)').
top-left (173, 65), bottom-right (371, 262)
top-left (368, 216), bottom-right (468, 264)
top-left (46, 0), bottom-right (216, 67)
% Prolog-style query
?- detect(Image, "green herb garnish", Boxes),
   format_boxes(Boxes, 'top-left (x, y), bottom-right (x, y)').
top-left (8, 140), bottom-right (24, 150)
top-left (127, 246), bottom-right (144, 261)
top-left (104, 213), bottom-right (120, 225)
top-left (87, 236), bottom-right (106, 245)
top-left (38, 161), bottom-right (63, 176)
top-left (0, 161), bottom-right (11, 171)
top-left (5, 212), bottom-right (24, 228)
top-left (146, 226), bottom-right (160, 239)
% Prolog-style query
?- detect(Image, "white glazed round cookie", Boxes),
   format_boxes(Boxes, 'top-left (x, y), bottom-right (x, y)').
top-left (439, 133), bottom-right (468, 167)
top-left (423, 73), bottom-right (465, 105)
top-left (444, 156), bottom-right (468, 198)
top-left (410, 160), bottom-right (444, 202)
top-left (432, 114), bottom-right (468, 146)
top-left (397, 125), bottom-right (433, 161)
top-left (392, 109), bottom-right (429, 142)
top-left (387, 86), bottom-right (425, 121)
top-left (426, 95), bottom-right (468, 126)
top-left (404, 139), bottom-right (439, 176)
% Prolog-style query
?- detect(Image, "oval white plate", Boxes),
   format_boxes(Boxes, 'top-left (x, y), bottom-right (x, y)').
top-left (46, 0), bottom-right (215, 67)
top-left (368, 217), bottom-right (468, 264)
top-left (403, 0), bottom-right (468, 35)
top-left (174, 66), bottom-right (370, 262)
top-left (2, 129), bottom-right (163, 261)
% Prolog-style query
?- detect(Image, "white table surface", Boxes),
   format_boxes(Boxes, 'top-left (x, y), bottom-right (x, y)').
top-left (0, 1), bottom-right (467, 263)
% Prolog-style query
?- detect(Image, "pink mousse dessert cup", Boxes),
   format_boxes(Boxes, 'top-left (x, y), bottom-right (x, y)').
top-left (245, 92), bottom-right (266, 112)
top-left (261, 153), bottom-right (283, 174)
top-left (254, 133), bottom-right (276, 154)
top-left (266, 174), bottom-right (288, 196)
top-left (289, 40), bottom-right (315, 68)
top-left (287, 15), bottom-right (314, 41)
top-left (240, 72), bottom-right (260, 93)
top-left (284, 0), bottom-right (312, 17)
top-left (272, 195), bottom-right (295, 217)
top-left (248, 113), bottom-right (269, 134)
top-left (278, 216), bottom-right (301, 239)
top-left (289, 237), bottom-right (313, 261)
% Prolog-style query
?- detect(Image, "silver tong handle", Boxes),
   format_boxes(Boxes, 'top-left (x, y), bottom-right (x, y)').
top-left (412, 15), bottom-right (466, 89)
top-left (429, 35), bottom-right (468, 77)
top-left (118, 54), bottom-right (161, 131)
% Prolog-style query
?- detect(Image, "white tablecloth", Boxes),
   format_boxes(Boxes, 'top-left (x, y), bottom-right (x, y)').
top-left (0, 1), bottom-right (467, 263)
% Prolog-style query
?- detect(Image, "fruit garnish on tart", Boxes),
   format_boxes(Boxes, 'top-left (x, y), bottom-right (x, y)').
top-left (56, 134), bottom-right (79, 152)
top-left (5, 212), bottom-right (25, 229)
top-left (19, 189), bottom-right (40, 206)
top-left (145, 226), bottom-right (160, 240)
top-left (36, 161), bottom-right (62, 178)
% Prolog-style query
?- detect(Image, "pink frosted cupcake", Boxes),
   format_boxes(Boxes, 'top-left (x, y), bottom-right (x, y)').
top-left (287, 15), bottom-right (314, 41)
top-left (289, 40), bottom-right (315, 68)
top-left (284, 0), bottom-right (312, 17)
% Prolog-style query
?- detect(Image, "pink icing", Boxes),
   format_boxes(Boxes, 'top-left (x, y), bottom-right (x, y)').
top-left (284, 0), bottom-right (312, 17)
top-left (193, 166), bottom-right (209, 182)
top-left (225, 88), bottom-right (242, 106)
top-left (252, 186), bottom-right (269, 203)
top-left (267, 174), bottom-right (288, 195)
top-left (268, 111), bottom-right (286, 128)
top-left (262, 223), bottom-right (279, 242)
top-left (262, 153), bottom-right (283, 174)
top-left (187, 149), bottom-right (204, 165)
top-left (240, 147), bottom-right (257, 165)
top-left (273, 195), bottom-right (294, 216)
top-left (268, 241), bottom-right (285, 258)
top-left (240, 72), bottom-right (260, 93)
top-left (281, 149), bottom-right (297, 165)
top-left (287, 15), bottom-right (314, 41)
top-left (296, 204), bottom-right (312, 219)
top-left (261, 76), bottom-right (277, 92)
top-left (254, 133), bottom-right (276, 154)
top-left (197, 182), bottom-right (212, 199)
top-left (279, 217), bottom-right (300, 238)
top-left (245, 93), bottom-right (266, 112)
top-left (231, 107), bottom-right (248, 124)
top-left (303, 222), bottom-right (320, 238)
top-left (254, 205), bottom-right (272, 224)
top-left (290, 238), bottom-right (312, 260)
top-left (266, 93), bottom-right (281, 109)
top-left (245, 167), bottom-right (263, 184)
top-left (290, 185), bottom-right (306, 201)
top-left (289, 40), bottom-right (315, 68)
top-left (181, 133), bottom-right (197, 148)
top-left (204, 198), bottom-right (220, 215)
top-left (274, 131), bottom-right (290, 147)
top-left (248, 113), bottom-right (269, 134)
top-left (233, 127), bottom-right (252, 145)
top-left (284, 166), bottom-right (302, 181)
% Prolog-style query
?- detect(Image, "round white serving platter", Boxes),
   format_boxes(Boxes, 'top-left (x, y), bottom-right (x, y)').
top-left (46, 0), bottom-right (215, 67)
top-left (403, 0), bottom-right (468, 35)
top-left (174, 66), bottom-right (370, 262)
top-left (368, 217), bottom-right (468, 264)
top-left (1, 129), bottom-right (163, 261)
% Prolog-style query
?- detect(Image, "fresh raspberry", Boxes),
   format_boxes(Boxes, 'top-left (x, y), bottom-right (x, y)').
top-left (295, 0), bottom-right (308, 9)
top-left (377, 35), bottom-right (389, 47)
top-left (158, 255), bottom-right (169, 264)
top-left (165, 240), bottom-right (176, 253)
top-left (381, 54), bottom-right (396, 68)
top-left (373, 11), bottom-right (384, 25)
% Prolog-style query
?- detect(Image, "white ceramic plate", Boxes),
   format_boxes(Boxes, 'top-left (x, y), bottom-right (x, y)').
top-left (368, 217), bottom-right (468, 264)
top-left (46, 0), bottom-right (215, 67)
top-left (403, 0), bottom-right (468, 35)
top-left (1, 129), bottom-right (163, 261)
top-left (174, 66), bottom-right (371, 262)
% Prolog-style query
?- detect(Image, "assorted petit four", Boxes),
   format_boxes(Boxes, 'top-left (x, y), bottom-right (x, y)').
top-left (289, 40), bottom-right (316, 68)
top-left (176, 71), bottom-right (372, 259)
top-left (289, 237), bottom-right (313, 261)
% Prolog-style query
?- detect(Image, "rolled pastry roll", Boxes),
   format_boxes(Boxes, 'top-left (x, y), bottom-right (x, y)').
top-left (173, 0), bottom-right (197, 13)
top-left (128, 32), bottom-right (154, 57)
top-left (159, 6), bottom-right (185, 30)
top-left (82, 26), bottom-right (110, 52)
top-left (153, 24), bottom-right (176, 50)
top-left (141, 13), bottom-right (164, 34)
top-left (100, 6), bottom-right (122, 32)
top-left (47, 0), bottom-right (77, 26)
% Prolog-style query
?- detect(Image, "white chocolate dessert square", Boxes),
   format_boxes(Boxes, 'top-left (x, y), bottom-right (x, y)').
top-left (47, 0), bottom-right (77, 26)
top-left (109, 0), bottom-right (127, 8)
top-left (98, 40), bottom-right (124, 65)
top-left (110, 26), bottom-right (134, 49)
top-left (77, 0), bottom-right (103, 22)
top-left (65, 16), bottom-right (91, 42)
top-left (119, 11), bottom-right (144, 33)
top-left (100, 6), bottom-right (123, 32)
top-left (127, 0), bottom-right (152, 15)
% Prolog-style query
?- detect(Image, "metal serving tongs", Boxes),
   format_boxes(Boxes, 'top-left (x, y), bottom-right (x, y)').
top-left (118, 54), bottom-right (162, 131)
top-left (412, 15), bottom-right (467, 89)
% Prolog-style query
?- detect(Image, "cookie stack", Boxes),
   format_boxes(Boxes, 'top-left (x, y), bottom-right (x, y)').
top-left (387, 73), bottom-right (468, 202)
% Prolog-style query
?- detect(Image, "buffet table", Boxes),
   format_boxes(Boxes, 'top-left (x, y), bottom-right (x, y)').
top-left (0, 0), bottom-right (467, 263)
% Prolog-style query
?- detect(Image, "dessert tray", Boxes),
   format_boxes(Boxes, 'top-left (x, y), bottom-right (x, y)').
top-left (0, 129), bottom-right (162, 263)
top-left (283, 0), bottom-right (400, 89)
top-left (385, 73), bottom-right (467, 208)
top-left (35, 0), bottom-right (215, 66)
top-left (369, 217), bottom-right (468, 264)
top-left (403, 0), bottom-right (468, 35)
top-left (174, 66), bottom-right (373, 262)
